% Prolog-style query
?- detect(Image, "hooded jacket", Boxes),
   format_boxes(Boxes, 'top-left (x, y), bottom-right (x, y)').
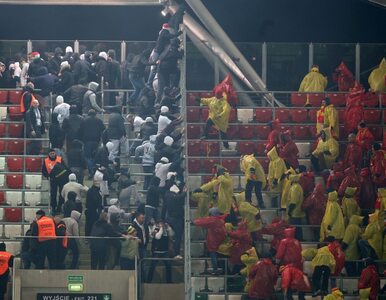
top-left (299, 170), bottom-right (315, 198)
top-left (320, 191), bottom-right (345, 241)
top-left (267, 147), bottom-right (287, 193)
top-left (368, 57), bottom-right (386, 92)
top-left (338, 166), bottom-right (361, 198)
top-left (248, 258), bottom-right (278, 299)
top-left (328, 240), bottom-right (345, 276)
top-left (228, 221), bottom-right (253, 265)
top-left (135, 135), bottom-right (157, 166)
top-left (238, 199), bottom-right (263, 233)
top-left (280, 265), bottom-right (311, 293)
top-left (279, 131), bottom-right (299, 169)
top-left (312, 129), bottom-right (339, 169)
top-left (358, 264), bottom-right (380, 300)
top-left (62, 210), bottom-right (81, 238)
top-left (326, 162), bottom-right (345, 191)
top-left (359, 168), bottom-right (376, 210)
top-left (83, 82), bottom-right (103, 114)
top-left (341, 187), bottom-right (361, 225)
top-left (299, 66), bottom-right (327, 93)
top-left (342, 215), bottom-right (363, 260)
top-left (265, 119), bottom-right (281, 152)
top-left (240, 247), bottom-right (259, 293)
top-left (259, 217), bottom-right (291, 251)
top-left (240, 154), bottom-right (266, 185)
top-left (344, 84), bottom-right (365, 136)
top-left (343, 140), bottom-right (363, 170)
top-left (356, 127), bottom-right (375, 152)
top-left (311, 246), bottom-right (336, 273)
top-left (281, 168), bottom-right (297, 210)
top-left (276, 227), bottom-right (303, 270)
top-left (200, 94), bottom-right (231, 133)
top-left (302, 183), bottom-right (327, 226)
top-left (287, 174), bottom-right (305, 218)
top-left (370, 149), bottom-right (386, 186)
top-left (193, 215), bottom-right (226, 252)
top-left (316, 105), bottom-right (325, 134)
top-left (324, 103), bottom-right (339, 138)
top-left (362, 211), bottom-right (382, 258)
top-left (107, 111), bottom-right (126, 140)
top-left (333, 62), bottom-right (355, 92)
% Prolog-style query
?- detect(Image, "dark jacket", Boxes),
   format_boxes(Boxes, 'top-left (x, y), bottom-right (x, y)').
top-left (127, 50), bottom-right (152, 76)
top-left (55, 68), bottom-right (74, 94)
top-left (90, 218), bottom-right (121, 250)
top-left (67, 140), bottom-right (86, 169)
top-left (158, 41), bottom-right (183, 73)
top-left (30, 67), bottom-right (57, 97)
top-left (94, 145), bottom-right (111, 167)
top-left (108, 59), bottom-right (121, 88)
top-left (154, 29), bottom-right (178, 53)
top-left (140, 122), bottom-right (157, 141)
top-left (95, 56), bottom-right (110, 84)
top-left (63, 199), bottom-right (77, 218)
top-left (107, 112), bottom-right (126, 140)
top-left (62, 113), bottom-right (84, 142)
top-left (165, 190), bottom-right (186, 219)
top-left (73, 59), bottom-right (91, 85)
top-left (28, 58), bottom-right (47, 77)
top-left (80, 115), bottom-right (105, 144)
top-left (133, 219), bottom-right (149, 247)
top-left (49, 115), bottom-right (65, 149)
top-left (146, 177), bottom-right (161, 208)
top-left (47, 52), bottom-right (62, 75)
top-left (63, 84), bottom-right (88, 107)
top-left (86, 185), bottom-right (103, 214)
top-left (25, 107), bottom-right (45, 137)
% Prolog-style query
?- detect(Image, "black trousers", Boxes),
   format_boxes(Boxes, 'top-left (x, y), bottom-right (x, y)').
top-left (146, 252), bottom-right (172, 283)
top-left (90, 247), bottom-right (107, 270)
top-left (287, 288), bottom-right (305, 300)
top-left (67, 239), bottom-right (79, 269)
top-left (33, 240), bottom-right (56, 269)
top-left (50, 179), bottom-right (65, 213)
top-left (312, 265), bottom-right (330, 292)
top-left (245, 180), bottom-right (264, 205)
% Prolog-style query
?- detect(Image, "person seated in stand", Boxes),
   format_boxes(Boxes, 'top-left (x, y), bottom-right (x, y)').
top-left (311, 129), bottom-right (339, 172)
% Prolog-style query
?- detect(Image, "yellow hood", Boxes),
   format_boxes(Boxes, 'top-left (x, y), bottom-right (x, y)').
top-left (225, 223), bottom-right (233, 231)
top-left (267, 146), bottom-right (279, 161)
top-left (349, 215), bottom-right (363, 226)
top-left (379, 57), bottom-right (386, 69)
top-left (369, 211), bottom-right (379, 223)
top-left (332, 288), bottom-right (344, 298)
top-left (289, 174), bottom-right (301, 183)
top-left (344, 187), bottom-right (357, 197)
top-left (311, 66), bottom-right (320, 72)
top-left (328, 191), bottom-right (338, 202)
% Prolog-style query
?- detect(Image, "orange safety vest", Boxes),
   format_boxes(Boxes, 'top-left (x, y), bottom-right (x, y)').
top-left (57, 223), bottom-right (68, 248)
top-left (37, 216), bottom-right (57, 242)
top-left (44, 156), bottom-right (62, 175)
top-left (0, 251), bottom-right (12, 276)
top-left (20, 91), bottom-right (36, 113)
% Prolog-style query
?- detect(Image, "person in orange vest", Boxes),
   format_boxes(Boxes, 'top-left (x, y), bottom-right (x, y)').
top-left (0, 243), bottom-right (14, 300)
top-left (30, 210), bottom-right (57, 269)
top-left (42, 149), bottom-right (69, 213)
top-left (20, 82), bottom-right (35, 118)
top-left (54, 215), bottom-right (68, 269)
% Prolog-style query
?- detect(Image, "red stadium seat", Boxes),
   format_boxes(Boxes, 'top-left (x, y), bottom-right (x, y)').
top-left (260, 158), bottom-right (270, 173)
top-left (275, 108), bottom-right (291, 123)
top-left (188, 158), bottom-right (202, 174)
top-left (255, 125), bottom-right (270, 139)
top-left (255, 142), bottom-right (266, 156)
top-left (187, 92), bottom-right (199, 106)
top-left (238, 142), bottom-right (256, 155)
top-left (202, 141), bottom-right (220, 157)
top-left (7, 140), bottom-right (24, 155)
top-left (255, 108), bottom-right (273, 123)
top-left (363, 92), bottom-right (378, 108)
top-left (200, 92), bottom-right (212, 98)
top-left (8, 123), bottom-right (24, 138)
top-left (186, 107), bottom-right (200, 123)
top-left (202, 158), bottom-right (221, 174)
top-left (188, 141), bottom-right (202, 156)
top-left (201, 108), bottom-right (209, 121)
top-left (338, 109), bottom-right (345, 123)
top-left (4, 208), bottom-right (22, 222)
top-left (290, 93), bottom-right (307, 107)
top-left (293, 125), bottom-right (311, 140)
top-left (364, 109), bottom-right (381, 124)
top-left (0, 191), bottom-right (5, 205)
top-left (226, 125), bottom-right (239, 139)
top-left (0, 141), bottom-right (5, 154)
top-left (6, 174), bottom-right (23, 189)
top-left (290, 109), bottom-right (308, 123)
top-left (6, 157), bottom-right (23, 172)
top-left (279, 125), bottom-right (291, 132)
top-left (308, 93), bottom-right (324, 107)
top-left (0, 123), bottom-right (6, 137)
top-left (25, 157), bottom-right (42, 172)
top-left (8, 90), bottom-right (22, 104)
top-left (8, 106), bottom-right (23, 121)
top-left (229, 108), bottom-right (237, 123)
top-left (187, 124), bottom-right (202, 139)
top-left (327, 93), bottom-right (346, 107)
top-left (309, 108), bottom-right (318, 123)
top-left (369, 126), bottom-right (383, 141)
top-left (202, 175), bottom-right (213, 185)
top-left (0, 90), bottom-right (8, 104)
top-left (239, 125), bottom-right (255, 140)
top-left (222, 158), bottom-right (240, 173)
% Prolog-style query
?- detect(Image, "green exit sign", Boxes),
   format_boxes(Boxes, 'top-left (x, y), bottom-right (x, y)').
top-left (68, 275), bottom-right (84, 283)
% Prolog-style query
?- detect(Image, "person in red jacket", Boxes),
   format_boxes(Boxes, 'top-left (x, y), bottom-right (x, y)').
top-left (358, 257), bottom-right (380, 300)
top-left (259, 217), bottom-right (291, 256)
top-left (228, 221), bottom-right (252, 268)
top-left (301, 183), bottom-right (327, 240)
top-left (275, 227), bottom-right (303, 270)
top-left (359, 168), bottom-right (377, 210)
top-left (333, 62), bottom-right (355, 92)
top-left (343, 133), bottom-right (363, 170)
top-left (370, 143), bottom-right (386, 187)
top-left (280, 264), bottom-right (311, 300)
top-left (326, 162), bottom-right (345, 192)
top-left (279, 130), bottom-right (299, 169)
top-left (338, 165), bottom-right (361, 198)
top-left (265, 119), bottom-right (281, 153)
top-left (248, 257), bottom-right (278, 300)
top-left (193, 208), bottom-right (227, 275)
top-left (343, 81), bottom-right (365, 136)
top-left (328, 237), bottom-right (346, 288)
top-left (356, 122), bottom-right (375, 153)
top-left (298, 166), bottom-right (315, 198)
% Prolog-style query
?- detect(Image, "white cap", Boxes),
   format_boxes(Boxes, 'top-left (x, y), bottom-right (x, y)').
top-left (68, 173), bottom-right (77, 181)
top-left (163, 136), bottom-right (174, 146)
top-left (65, 46), bottom-right (73, 53)
top-left (80, 54), bottom-right (85, 60)
top-left (160, 106), bottom-right (169, 113)
top-left (106, 142), bottom-right (114, 152)
top-left (60, 61), bottom-right (70, 67)
top-left (109, 198), bottom-right (119, 205)
top-left (56, 95), bottom-right (64, 104)
top-left (170, 185), bottom-right (179, 193)
top-left (160, 157), bottom-right (169, 163)
top-left (99, 51), bottom-right (108, 60)
top-left (145, 117), bottom-right (154, 123)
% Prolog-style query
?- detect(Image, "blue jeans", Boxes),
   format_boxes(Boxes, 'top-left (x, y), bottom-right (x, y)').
top-left (209, 252), bottom-right (218, 272)
top-left (129, 72), bottom-right (145, 103)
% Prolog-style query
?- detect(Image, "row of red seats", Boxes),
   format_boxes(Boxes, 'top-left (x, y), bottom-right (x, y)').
top-left (0, 90), bottom-right (22, 105)
top-left (0, 123), bottom-right (24, 138)
top-left (1, 174), bottom-right (24, 189)
top-left (187, 106), bottom-right (383, 125)
top-left (3, 106), bottom-right (23, 121)
top-left (187, 124), bottom-right (384, 141)
top-left (0, 140), bottom-right (26, 155)
top-left (2, 157), bottom-right (42, 172)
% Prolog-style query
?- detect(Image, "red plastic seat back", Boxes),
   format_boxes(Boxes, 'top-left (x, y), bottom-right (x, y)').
top-left (327, 93), bottom-right (346, 107)
top-left (255, 108), bottom-right (273, 123)
top-left (0, 191), bottom-right (5, 205)
top-left (6, 157), bottom-right (23, 172)
top-left (202, 141), bottom-right (220, 157)
top-left (8, 90), bottom-right (22, 104)
top-left (239, 125), bottom-right (255, 140)
top-left (275, 108), bottom-right (291, 123)
top-left (255, 125), bottom-right (270, 139)
top-left (186, 107), bottom-right (200, 123)
top-left (187, 124), bottom-right (202, 139)
top-left (8, 106), bottom-right (23, 121)
top-left (0, 123), bottom-right (6, 137)
top-left (291, 109), bottom-right (308, 123)
top-left (8, 123), bottom-right (24, 138)
top-left (222, 158), bottom-right (239, 173)
top-left (364, 109), bottom-right (381, 124)
top-left (291, 93), bottom-right (306, 106)
top-left (293, 126), bottom-right (311, 140)
top-left (188, 141), bottom-right (201, 156)
top-left (7, 140), bottom-right (24, 155)
top-left (0, 90), bottom-right (8, 104)
top-left (188, 158), bottom-right (202, 174)
top-left (25, 157), bottom-right (43, 172)
top-left (308, 93), bottom-right (324, 106)
top-left (6, 174), bottom-right (24, 189)
top-left (202, 158), bottom-right (221, 174)
top-left (238, 142), bottom-right (256, 155)
top-left (4, 208), bottom-right (22, 222)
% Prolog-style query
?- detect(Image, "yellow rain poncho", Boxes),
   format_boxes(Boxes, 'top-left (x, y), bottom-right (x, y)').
top-left (323, 288), bottom-right (344, 300)
top-left (324, 103), bottom-right (339, 138)
top-left (287, 174), bottom-right (305, 219)
top-left (201, 171), bottom-right (233, 214)
top-left (240, 154), bottom-right (266, 187)
top-left (311, 246), bottom-right (336, 273)
top-left (320, 191), bottom-right (345, 242)
top-left (217, 223), bottom-right (233, 256)
top-left (200, 94), bottom-right (231, 133)
top-left (362, 211), bottom-right (383, 259)
top-left (301, 248), bottom-right (318, 261)
top-left (239, 201), bottom-right (263, 233)
top-left (281, 168), bottom-right (297, 210)
top-left (299, 66), bottom-right (328, 93)
top-left (191, 192), bottom-right (214, 218)
top-left (341, 187), bottom-right (361, 226)
top-left (368, 58), bottom-right (386, 92)
top-left (342, 215), bottom-right (363, 260)
top-left (312, 129), bottom-right (339, 169)
top-left (240, 247), bottom-right (259, 293)
top-left (267, 147), bottom-right (287, 193)
top-left (359, 287), bottom-right (371, 300)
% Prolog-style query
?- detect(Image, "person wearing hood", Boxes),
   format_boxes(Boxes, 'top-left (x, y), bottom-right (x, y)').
top-left (94, 141), bottom-right (114, 169)
top-left (105, 49), bottom-right (120, 106)
top-left (358, 257), bottom-right (380, 300)
top-left (343, 133), bottom-right (363, 170)
top-left (106, 106), bottom-right (127, 163)
top-left (95, 51), bottom-right (110, 87)
top-left (194, 166), bottom-right (233, 214)
top-left (53, 95), bottom-right (70, 126)
top-left (342, 215), bottom-right (363, 275)
top-left (356, 121), bottom-right (375, 153)
top-left (165, 183), bottom-right (186, 259)
top-left (320, 191), bottom-right (345, 242)
top-left (341, 187), bottom-right (361, 226)
top-left (311, 129), bottom-right (339, 172)
top-left (66, 139), bottom-right (87, 184)
top-left (333, 61), bottom-right (355, 92)
top-left (359, 211), bottom-right (382, 259)
top-left (61, 173), bottom-right (88, 202)
top-left (47, 47), bottom-right (63, 75)
top-left (344, 82), bottom-right (365, 136)
top-left (120, 225), bottom-right (140, 270)
top-left (30, 65), bottom-right (57, 101)
top-left (298, 166), bottom-right (315, 198)
top-left (82, 81), bottom-right (104, 114)
top-left (199, 90), bottom-right (231, 149)
top-left (279, 130), bottom-right (299, 169)
top-left (311, 245), bottom-right (336, 297)
top-left (62, 106), bottom-right (84, 151)
top-left (73, 52), bottom-right (92, 85)
top-left (240, 247), bottom-right (259, 294)
top-left (322, 97), bottom-right (339, 138)
top-left (26, 99), bottom-right (46, 155)
top-left (267, 147), bottom-right (287, 200)
top-left (299, 64), bottom-right (327, 105)
top-left (265, 119), bottom-right (281, 153)
top-left (107, 198), bottom-right (124, 224)
top-left (259, 216), bottom-right (291, 255)
top-left (63, 82), bottom-right (88, 111)
top-left (240, 153), bottom-right (266, 208)
top-left (49, 112), bottom-right (65, 155)
top-left (368, 57), bottom-right (386, 92)
top-left (62, 210), bottom-right (82, 269)
top-left (193, 208), bottom-right (227, 274)
top-left (63, 46), bottom-right (74, 66)
top-left (85, 180), bottom-right (103, 237)
top-left (327, 237), bottom-right (346, 287)
top-left (156, 135), bottom-right (182, 162)
top-left (287, 174), bottom-right (306, 240)
top-left (63, 191), bottom-right (78, 218)
top-left (370, 143), bottom-right (386, 187)
top-left (20, 82), bottom-right (36, 117)
top-left (55, 61), bottom-right (74, 94)
top-left (323, 288), bottom-right (344, 300)
top-left (326, 162), bottom-right (345, 191)
top-left (140, 117), bottom-right (157, 141)
top-left (280, 264), bottom-right (311, 300)
top-left (135, 135), bottom-right (157, 190)
top-left (27, 52), bottom-right (47, 77)
top-left (227, 221), bottom-right (252, 268)
top-left (248, 257), bottom-right (278, 300)
top-left (338, 166), bottom-right (361, 198)
top-left (275, 227), bottom-right (303, 270)
top-left (359, 168), bottom-right (376, 210)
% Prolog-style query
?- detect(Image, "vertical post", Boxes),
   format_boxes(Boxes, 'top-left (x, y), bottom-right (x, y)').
top-left (74, 40), bottom-right (79, 53)
top-left (121, 41), bottom-right (126, 64)
top-left (262, 42), bottom-right (267, 85)
top-left (308, 42), bottom-right (314, 70)
top-left (355, 43), bottom-right (360, 81)
top-left (27, 40), bottom-right (32, 58)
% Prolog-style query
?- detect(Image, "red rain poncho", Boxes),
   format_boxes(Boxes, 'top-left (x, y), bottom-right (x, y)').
top-left (333, 62), bottom-right (355, 92)
top-left (228, 221), bottom-right (253, 265)
top-left (248, 258), bottom-right (278, 299)
top-left (344, 81), bottom-right (365, 136)
top-left (358, 264), bottom-right (380, 300)
top-left (338, 166), bottom-right (361, 198)
top-left (265, 119), bottom-right (281, 152)
top-left (193, 215), bottom-right (227, 252)
top-left (328, 241), bottom-right (346, 276)
top-left (275, 227), bottom-right (303, 270)
top-left (343, 141), bottom-right (363, 170)
top-left (370, 149), bottom-right (386, 187)
top-left (302, 183), bottom-right (327, 226)
top-left (279, 130), bottom-right (299, 169)
top-left (213, 74), bottom-right (238, 106)
top-left (280, 265), bottom-right (311, 292)
top-left (359, 168), bottom-right (376, 210)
